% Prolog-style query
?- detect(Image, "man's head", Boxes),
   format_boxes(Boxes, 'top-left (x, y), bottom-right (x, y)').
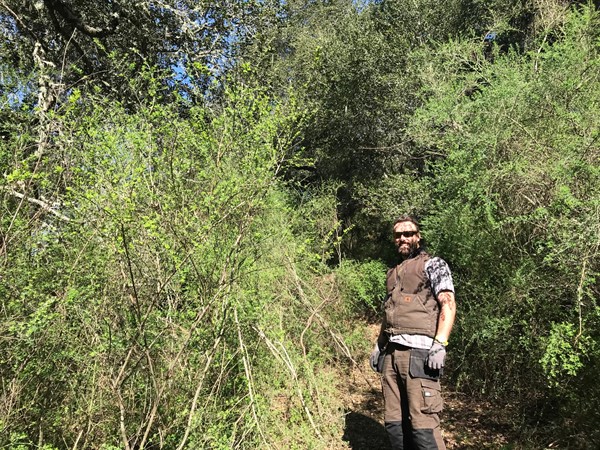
top-left (393, 215), bottom-right (421, 259)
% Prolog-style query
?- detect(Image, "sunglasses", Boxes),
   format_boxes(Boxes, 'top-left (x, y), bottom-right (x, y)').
top-left (394, 231), bottom-right (418, 239)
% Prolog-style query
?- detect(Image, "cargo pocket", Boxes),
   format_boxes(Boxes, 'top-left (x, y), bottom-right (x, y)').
top-left (420, 378), bottom-right (443, 414)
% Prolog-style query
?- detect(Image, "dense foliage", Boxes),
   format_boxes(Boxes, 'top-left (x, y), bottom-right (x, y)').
top-left (1, 0), bottom-right (599, 448)
top-left (409, 5), bottom-right (600, 444)
top-left (1, 75), bottom-right (365, 447)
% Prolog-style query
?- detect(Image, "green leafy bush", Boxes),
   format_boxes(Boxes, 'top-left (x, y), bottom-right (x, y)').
top-left (407, 4), bottom-right (600, 443)
top-left (335, 259), bottom-right (387, 316)
top-left (0, 74), bottom-right (350, 448)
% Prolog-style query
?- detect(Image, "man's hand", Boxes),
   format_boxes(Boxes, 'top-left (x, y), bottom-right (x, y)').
top-left (427, 342), bottom-right (446, 370)
top-left (369, 342), bottom-right (383, 373)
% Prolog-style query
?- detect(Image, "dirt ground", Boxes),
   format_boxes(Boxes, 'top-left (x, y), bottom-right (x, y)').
top-left (340, 325), bottom-right (517, 450)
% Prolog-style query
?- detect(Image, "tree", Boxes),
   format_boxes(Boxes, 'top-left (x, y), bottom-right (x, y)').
top-left (0, 0), bottom-right (281, 108)
top-left (238, 0), bottom-right (575, 262)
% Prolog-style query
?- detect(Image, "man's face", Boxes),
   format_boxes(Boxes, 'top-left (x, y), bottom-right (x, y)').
top-left (393, 221), bottom-right (420, 259)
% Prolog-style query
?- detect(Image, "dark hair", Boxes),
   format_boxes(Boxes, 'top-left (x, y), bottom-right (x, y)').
top-left (393, 215), bottom-right (421, 232)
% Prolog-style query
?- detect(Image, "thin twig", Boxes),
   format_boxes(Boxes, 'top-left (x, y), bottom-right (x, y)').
top-left (234, 306), bottom-right (269, 447)
top-left (258, 326), bottom-right (323, 439)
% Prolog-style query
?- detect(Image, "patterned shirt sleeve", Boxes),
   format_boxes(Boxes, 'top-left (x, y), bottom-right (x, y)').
top-left (425, 257), bottom-right (455, 296)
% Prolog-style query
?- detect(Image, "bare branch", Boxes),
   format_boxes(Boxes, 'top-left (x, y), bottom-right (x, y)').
top-left (4, 188), bottom-right (71, 222)
top-left (43, 0), bottom-right (119, 38)
top-left (234, 305), bottom-right (269, 447)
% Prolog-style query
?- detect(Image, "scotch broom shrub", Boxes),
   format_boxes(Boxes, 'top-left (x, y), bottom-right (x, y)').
top-left (408, 4), bottom-right (600, 444)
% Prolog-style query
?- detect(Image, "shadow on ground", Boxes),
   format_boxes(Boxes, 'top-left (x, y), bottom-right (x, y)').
top-left (342, 410), bottom-right (391, 450)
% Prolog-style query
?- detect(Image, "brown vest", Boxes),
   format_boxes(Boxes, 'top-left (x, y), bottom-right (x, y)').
top-left (384, 251), bottom-right (439, 337)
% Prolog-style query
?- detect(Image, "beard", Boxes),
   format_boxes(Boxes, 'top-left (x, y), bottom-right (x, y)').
top-left (397, 241), bottom-right (419, 259)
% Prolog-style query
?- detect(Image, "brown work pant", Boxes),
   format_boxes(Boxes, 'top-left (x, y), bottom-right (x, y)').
top-left (382, 344), bottom-right (446, 450)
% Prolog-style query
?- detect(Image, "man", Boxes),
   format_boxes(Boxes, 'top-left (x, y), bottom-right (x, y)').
top-left (370, 215), bottom-right (456, 450)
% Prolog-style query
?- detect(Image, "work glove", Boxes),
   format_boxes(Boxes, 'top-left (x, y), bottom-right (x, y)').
top-left (426, 342), bottom-right (446, 371)
top-left (369, 342), bottom-right (384, 373)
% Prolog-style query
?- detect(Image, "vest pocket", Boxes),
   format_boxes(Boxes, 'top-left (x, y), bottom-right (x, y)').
top-left (386, 291), bottom-right (432, 335)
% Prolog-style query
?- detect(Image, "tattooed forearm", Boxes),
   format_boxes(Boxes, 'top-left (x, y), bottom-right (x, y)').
top-left (438, 291), bottom-right (456, 311)
top-left (436, 290), bottom-right (456, 340)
